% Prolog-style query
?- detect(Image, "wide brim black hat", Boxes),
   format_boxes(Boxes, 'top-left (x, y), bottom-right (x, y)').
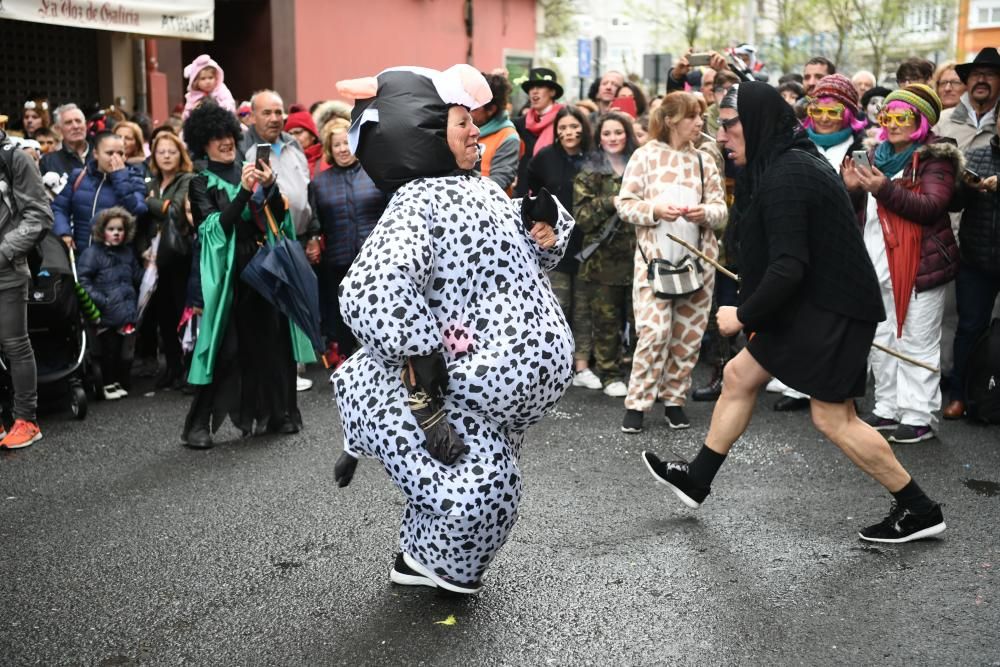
top-left (521, 68), bottom-right (564, 99)
top-left (955, 47), bottom-right (1000, 83)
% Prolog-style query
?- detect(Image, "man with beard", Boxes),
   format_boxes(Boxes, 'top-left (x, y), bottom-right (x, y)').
top-left (640, 82), bottom-right (947, 544)
top-left (935, 48), bottom-right (1000, 151)
top-left (803, 56), bottom-right (836, 97)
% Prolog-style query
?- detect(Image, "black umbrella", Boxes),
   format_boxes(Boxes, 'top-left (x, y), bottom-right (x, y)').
top-left (240, 205), bottom-right (323, 352)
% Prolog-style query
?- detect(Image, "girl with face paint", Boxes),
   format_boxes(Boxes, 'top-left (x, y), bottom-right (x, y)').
top-left (523, 106), bottom-right (592, 352)
top-left (75, 207), bottom-right (142, 401)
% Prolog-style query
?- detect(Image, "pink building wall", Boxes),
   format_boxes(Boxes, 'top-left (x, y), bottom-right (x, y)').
top-left (293, 0), bottom-right (535, 105)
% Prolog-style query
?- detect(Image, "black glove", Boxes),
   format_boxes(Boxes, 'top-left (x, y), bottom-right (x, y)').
top-left (521, 187), bottom-right (559, 228)
top-left (401, 357), bottom-right (469, 466)
top-left (334, 452), bottom-right (358, 488)
top-left (408, 351), bottom-right (449, 399)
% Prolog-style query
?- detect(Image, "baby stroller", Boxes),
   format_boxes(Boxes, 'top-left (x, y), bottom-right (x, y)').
top-left (0, 232), bottom-right (89, 421)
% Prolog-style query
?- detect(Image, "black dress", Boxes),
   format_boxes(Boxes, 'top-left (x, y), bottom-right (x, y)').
top-left (183, 160), bottom-right (300, 439)
top-left (734, 147), bottom-right (884, 402)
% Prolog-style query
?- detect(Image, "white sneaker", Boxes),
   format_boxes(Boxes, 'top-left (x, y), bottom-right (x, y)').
top-left (296, 375), bottom-right (313, 392)
top-left (603, 380), bottom-right (628, 397)
top-left (111, 383), bottom-right (128, 398)
top-left (102, 384), bottom-right (123, 400)
top-left (572, 368), bottom-right (603, 390)
top-left (765, 377), bottom-right (788, 394)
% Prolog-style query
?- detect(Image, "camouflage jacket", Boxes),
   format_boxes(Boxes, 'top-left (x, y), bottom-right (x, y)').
top-left (573, 161), bottom-right (635, 286)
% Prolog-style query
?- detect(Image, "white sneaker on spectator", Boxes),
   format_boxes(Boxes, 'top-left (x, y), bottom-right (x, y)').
top-left (765, 377), bottom-right (788, 394)
top-left (296, 375), bottom-right (313, 392)
top-left (572, 368), bottom-right (603, 390)
top-left (603, 381), bottom-right (628, 397)
top-left (102, 384), bottom-right (123, 401)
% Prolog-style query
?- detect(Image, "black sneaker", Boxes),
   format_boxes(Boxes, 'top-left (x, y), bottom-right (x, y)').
top-left (859, 502), bottom-right (946, 543)
top-left (402, 552), bottom-right (481, 594)
top-left (664, 405), bottom-right (690, 429)
top-left (622, 409), bottom-right (643, 434)
top-left (887, 424), bottom-right (935, 444)
top-left (641, 451), bottom-right (709, 508)
top-left (861, 413), bottom-right (899, 432)
top-left (390, 552), bottom-right (436, 588)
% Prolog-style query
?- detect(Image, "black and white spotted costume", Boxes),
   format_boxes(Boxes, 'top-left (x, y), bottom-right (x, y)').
top-left (333, 170), bottom-right (575, 586)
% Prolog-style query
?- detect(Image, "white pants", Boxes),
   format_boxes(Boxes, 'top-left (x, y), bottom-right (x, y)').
top-left (870, 283), bottom-right (945, 426)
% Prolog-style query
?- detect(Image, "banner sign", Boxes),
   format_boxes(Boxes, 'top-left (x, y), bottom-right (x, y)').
top-left (0, 0), bottom-right (215, 40)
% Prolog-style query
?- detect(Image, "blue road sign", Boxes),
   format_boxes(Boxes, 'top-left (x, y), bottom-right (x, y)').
top-left (578, 38), bottom-right (592, 78)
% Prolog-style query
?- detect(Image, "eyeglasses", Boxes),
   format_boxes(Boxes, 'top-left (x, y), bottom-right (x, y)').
top-left (968, 69), bottom-right (1000, 80)
top-left (878, 110), bottom-right (916, 127)
top-left (937, 79), bottom-right (963, 88)
top-left (807, 104), bottom-right (845, 121)
top-left (718, 116), bottom-right (741, 131)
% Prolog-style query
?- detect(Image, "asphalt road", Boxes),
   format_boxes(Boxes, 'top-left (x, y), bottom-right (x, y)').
top-left (1, 363), bottom-right (998, 666)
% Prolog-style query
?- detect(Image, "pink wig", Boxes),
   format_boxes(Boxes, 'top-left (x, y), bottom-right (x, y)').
top-left (802, 96), bottom-right (867, 132)
top-left (876, 100), bottom-right (931, 143)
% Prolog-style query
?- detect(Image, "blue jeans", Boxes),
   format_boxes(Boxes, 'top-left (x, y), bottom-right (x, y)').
top-left (0, 282), bottom-right (37, 421)
top-left (951, 264), bottom-right (1000, 401)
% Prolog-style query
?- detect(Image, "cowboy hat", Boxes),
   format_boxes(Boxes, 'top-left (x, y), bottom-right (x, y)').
top-left (955, 47), bottom-right (1000, 83)
top-left (521, 68), bottom-right (564, 99)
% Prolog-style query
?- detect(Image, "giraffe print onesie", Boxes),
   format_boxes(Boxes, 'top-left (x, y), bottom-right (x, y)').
top-left (617, 140), bottom-right (728, 412)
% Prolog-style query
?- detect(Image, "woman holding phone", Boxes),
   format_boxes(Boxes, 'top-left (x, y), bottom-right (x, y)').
top-left (180, 103), bottom-right (313, 449)
top-left (843, 84), bottom-right (961, 444)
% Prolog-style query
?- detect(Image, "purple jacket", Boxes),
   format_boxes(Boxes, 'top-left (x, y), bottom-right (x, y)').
top-left (853, 137), bottom-right (963, 292)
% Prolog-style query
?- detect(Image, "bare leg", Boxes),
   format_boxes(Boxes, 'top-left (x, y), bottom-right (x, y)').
top-left (810, 399), bottom-right (911, 492)
top-left (704, 348), bottom-right (772, 455)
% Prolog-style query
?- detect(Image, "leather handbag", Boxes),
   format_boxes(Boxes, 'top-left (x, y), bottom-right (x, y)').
top-left (156, 202), bottom-right (193, 267)
top-left (640, 244), bottom-right (704, 299)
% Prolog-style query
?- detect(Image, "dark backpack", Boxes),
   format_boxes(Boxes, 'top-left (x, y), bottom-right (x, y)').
top-left (965, 317), bottom-right (1000, 425)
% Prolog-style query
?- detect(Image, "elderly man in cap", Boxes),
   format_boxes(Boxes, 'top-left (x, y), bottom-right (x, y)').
top-left (935, 47), bottom-right (1000, 151)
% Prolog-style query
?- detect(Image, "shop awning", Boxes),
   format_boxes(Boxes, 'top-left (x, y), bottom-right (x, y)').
top-left (3, 0), bottom-right (214, 40)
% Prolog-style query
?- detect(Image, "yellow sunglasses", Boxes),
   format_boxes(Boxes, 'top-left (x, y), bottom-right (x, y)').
top-left (878, 110), bottom-right (916, 127)
top-left (807, 104), bottom-right (845, 121)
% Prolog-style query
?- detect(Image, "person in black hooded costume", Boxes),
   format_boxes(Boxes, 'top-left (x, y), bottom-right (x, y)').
top-left (641, 82), bottom-right (947, 544)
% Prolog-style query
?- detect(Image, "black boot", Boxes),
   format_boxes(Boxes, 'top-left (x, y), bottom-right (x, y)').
top-left (692, 360), bottom-right (724, 402)
top-left (182, 386), bottom-right (214, 448)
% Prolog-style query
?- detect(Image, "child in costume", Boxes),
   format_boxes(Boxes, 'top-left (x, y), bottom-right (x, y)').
top-left (76, 206), bottom-right (141, 400)
top-left (331, 65), bottom-right (575, 594)
top-left (182, 54), bottom-right (236, 120)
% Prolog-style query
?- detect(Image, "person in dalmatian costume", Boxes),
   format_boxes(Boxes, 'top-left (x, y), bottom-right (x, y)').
top-left (331, 65), bottom-right (575, 595)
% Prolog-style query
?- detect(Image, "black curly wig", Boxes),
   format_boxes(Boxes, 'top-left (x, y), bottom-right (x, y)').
top-left (182, 101), bottom-right (242, 160)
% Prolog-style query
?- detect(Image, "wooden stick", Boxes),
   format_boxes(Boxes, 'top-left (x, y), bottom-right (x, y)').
top-left (664, 232), bottom-right (740, 281)
top-left (871, 342), bottom-right (940, 374)
top-left (662, 232), bottom-right (940, 374)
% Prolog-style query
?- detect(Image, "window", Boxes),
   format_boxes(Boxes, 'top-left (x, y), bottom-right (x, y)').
top-left (971, 0), bottom-right (1000, 27)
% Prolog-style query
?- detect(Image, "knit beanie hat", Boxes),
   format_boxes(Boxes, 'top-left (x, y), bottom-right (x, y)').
top-left (883, 83), bottom-right (942, 125)
top-left (810, 74), bottom-right (859, 113)
top-left (284, 110), bottom-right (319, 140)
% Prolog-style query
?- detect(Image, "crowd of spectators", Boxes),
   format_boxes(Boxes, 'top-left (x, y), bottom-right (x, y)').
top-left (0, 45), bottom-right (998, 450)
